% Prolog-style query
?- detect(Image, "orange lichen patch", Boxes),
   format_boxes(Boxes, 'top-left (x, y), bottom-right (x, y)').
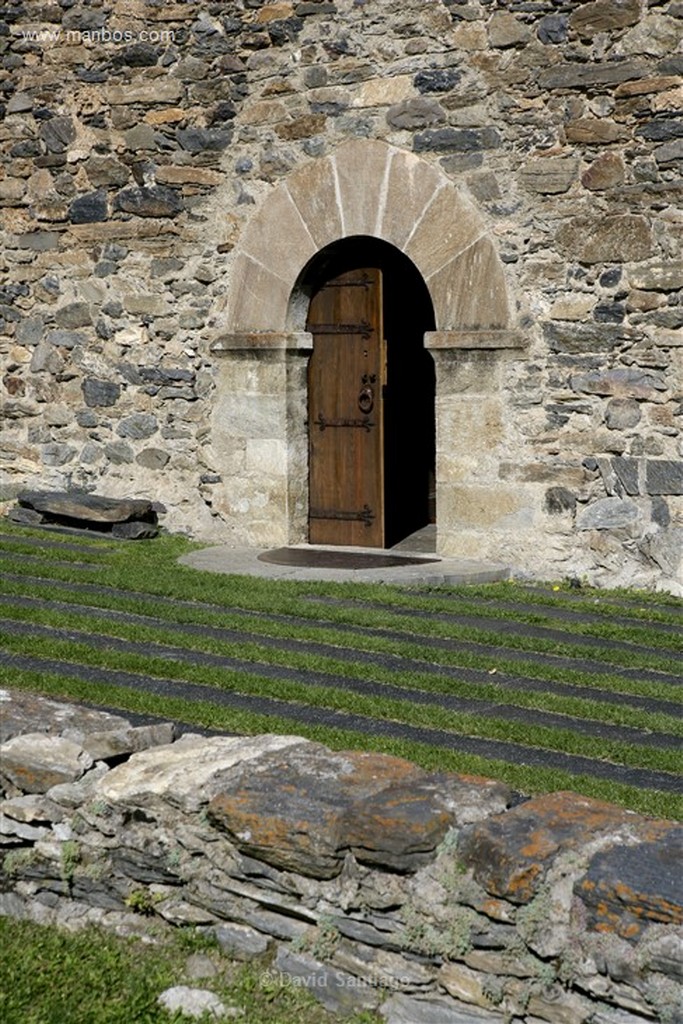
top-left (206, 744), bottom-right (466, 877)
top-left (457, 791), bottom-right (676, 906)
top-left (520, 828), bottom-right (560, 860)
top-left (575, 826), bottom-right (683, 941)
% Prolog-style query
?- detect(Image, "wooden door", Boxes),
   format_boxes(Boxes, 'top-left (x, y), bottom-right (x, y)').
top-left (307, 268), bottom-right (385, 546)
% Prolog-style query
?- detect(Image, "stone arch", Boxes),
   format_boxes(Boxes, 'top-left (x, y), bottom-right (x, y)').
top-left (221, 138), bottom-right (513, 336)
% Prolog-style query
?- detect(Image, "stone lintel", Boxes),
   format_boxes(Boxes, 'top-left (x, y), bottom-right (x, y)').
top-left (425, 330), bottom-right (526, 350)
top-left (210, 332), bottom-right (313, 355)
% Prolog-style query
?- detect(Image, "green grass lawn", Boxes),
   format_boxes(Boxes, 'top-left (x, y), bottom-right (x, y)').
top-left (0, 523), bottom-right (681, 820)
top-left (0, 917), bottom-right (380, 1024)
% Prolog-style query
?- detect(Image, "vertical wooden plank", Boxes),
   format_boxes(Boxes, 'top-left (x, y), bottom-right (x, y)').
top-left (307, 268), bottom-right (384, 546)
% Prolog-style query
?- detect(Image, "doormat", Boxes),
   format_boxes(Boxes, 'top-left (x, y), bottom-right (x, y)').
top-left (258, 547), bottom-right (440, 569)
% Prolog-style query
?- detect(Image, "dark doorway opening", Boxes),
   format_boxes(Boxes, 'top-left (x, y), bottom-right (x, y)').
top-left (299, 237), bottom-right (436, 549)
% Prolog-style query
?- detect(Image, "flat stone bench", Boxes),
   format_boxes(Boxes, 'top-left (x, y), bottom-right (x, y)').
top-left (7, 489), bottom-right (163, 539)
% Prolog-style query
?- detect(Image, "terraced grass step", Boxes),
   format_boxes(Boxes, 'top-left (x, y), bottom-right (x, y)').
top-left (1, 591), bottom-right (679, 718)
top-left (2, 616), bottom-right (679, 752)
top-left (2, 650), bottom-right (680, 795)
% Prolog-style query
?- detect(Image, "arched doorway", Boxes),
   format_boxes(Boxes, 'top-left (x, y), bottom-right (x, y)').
top-left (211, 139), bottom-right (522, 555)
top-left (299, 237), bottom-right (435, 549)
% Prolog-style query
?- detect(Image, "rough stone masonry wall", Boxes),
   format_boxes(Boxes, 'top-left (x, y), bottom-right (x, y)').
top-left (0, 0), bottom-right (682, 591)
top-left (1, 690), bottom-right (682, 1024)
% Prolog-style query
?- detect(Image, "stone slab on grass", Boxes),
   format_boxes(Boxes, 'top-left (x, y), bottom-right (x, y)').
top-left (17, 489), bottom-right (156, 523)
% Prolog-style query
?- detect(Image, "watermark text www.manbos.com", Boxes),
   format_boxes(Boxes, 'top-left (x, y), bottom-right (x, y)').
top-left (18, 27), bottom-right (176, 46)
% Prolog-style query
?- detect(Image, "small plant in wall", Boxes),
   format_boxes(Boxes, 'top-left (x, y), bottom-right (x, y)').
top-left (293, 914), bottom-right (340, 961)
top-left (124, 887), bottom-right (161, 916)
top-left (2, 848), bottom-right (38, 878)
top-left (60, 840), bottom-right (81, 888)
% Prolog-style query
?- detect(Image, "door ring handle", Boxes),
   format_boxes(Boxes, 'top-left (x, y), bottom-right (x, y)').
top-left (358, 386), bottom-right (374, 414)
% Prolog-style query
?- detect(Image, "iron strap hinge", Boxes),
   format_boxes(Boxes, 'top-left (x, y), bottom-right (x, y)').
top-left (309, 320), bottom-right (372, 339)
top-left (309, 505), bottom-right (375, 526)
top-left (314, 413), bottom-right (374, 432)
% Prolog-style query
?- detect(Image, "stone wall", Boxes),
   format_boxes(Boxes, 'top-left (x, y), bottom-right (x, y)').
top-left (0, 0), bottom-right (682, 591)
top-left (1, 689), bottom-right (682, 1024)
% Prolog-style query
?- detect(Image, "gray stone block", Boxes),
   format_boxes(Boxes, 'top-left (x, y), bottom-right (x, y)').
top-left (82, 379), bottom-right (121, 408)
top-left (611, 457), bottom-right (640, 496)
top-left (645, 460), bottom-right (683, 495)
top-left (576, 498), bottom-right (640, 531)
top-left (380, 993), bottom-right (498, 1023)
top-left (274, 948), bottom-right (381, 1016)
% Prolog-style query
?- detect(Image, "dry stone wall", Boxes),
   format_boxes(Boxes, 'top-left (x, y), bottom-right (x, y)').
top-left (0, 0), bottom-right (682, 591)
top-left (1, 689), bottom-right (682, 1024)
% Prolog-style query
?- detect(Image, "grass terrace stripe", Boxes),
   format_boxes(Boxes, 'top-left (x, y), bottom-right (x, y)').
top-left (1, 593), bottom-right (680, 718)
top-left (0, 533), bottom-right (117, 555)
top-left (0, 570), bottom-right (680, 687)
top-left (520, 585), bottom-right (683, 615)
top-left (3, 616), bottom-right (680, 752)
top-left (408, 590), bottom-right (683, 635)
top-left (0, 650), bottom-right (679, 794)
top-left (0, 551), bottom-right (104, 572)
top-left (304, 595), bottom-right (683, 658)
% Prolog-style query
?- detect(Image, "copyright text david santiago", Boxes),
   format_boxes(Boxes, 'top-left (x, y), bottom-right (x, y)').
top-left (259, 967), bottom-right (411, 993)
